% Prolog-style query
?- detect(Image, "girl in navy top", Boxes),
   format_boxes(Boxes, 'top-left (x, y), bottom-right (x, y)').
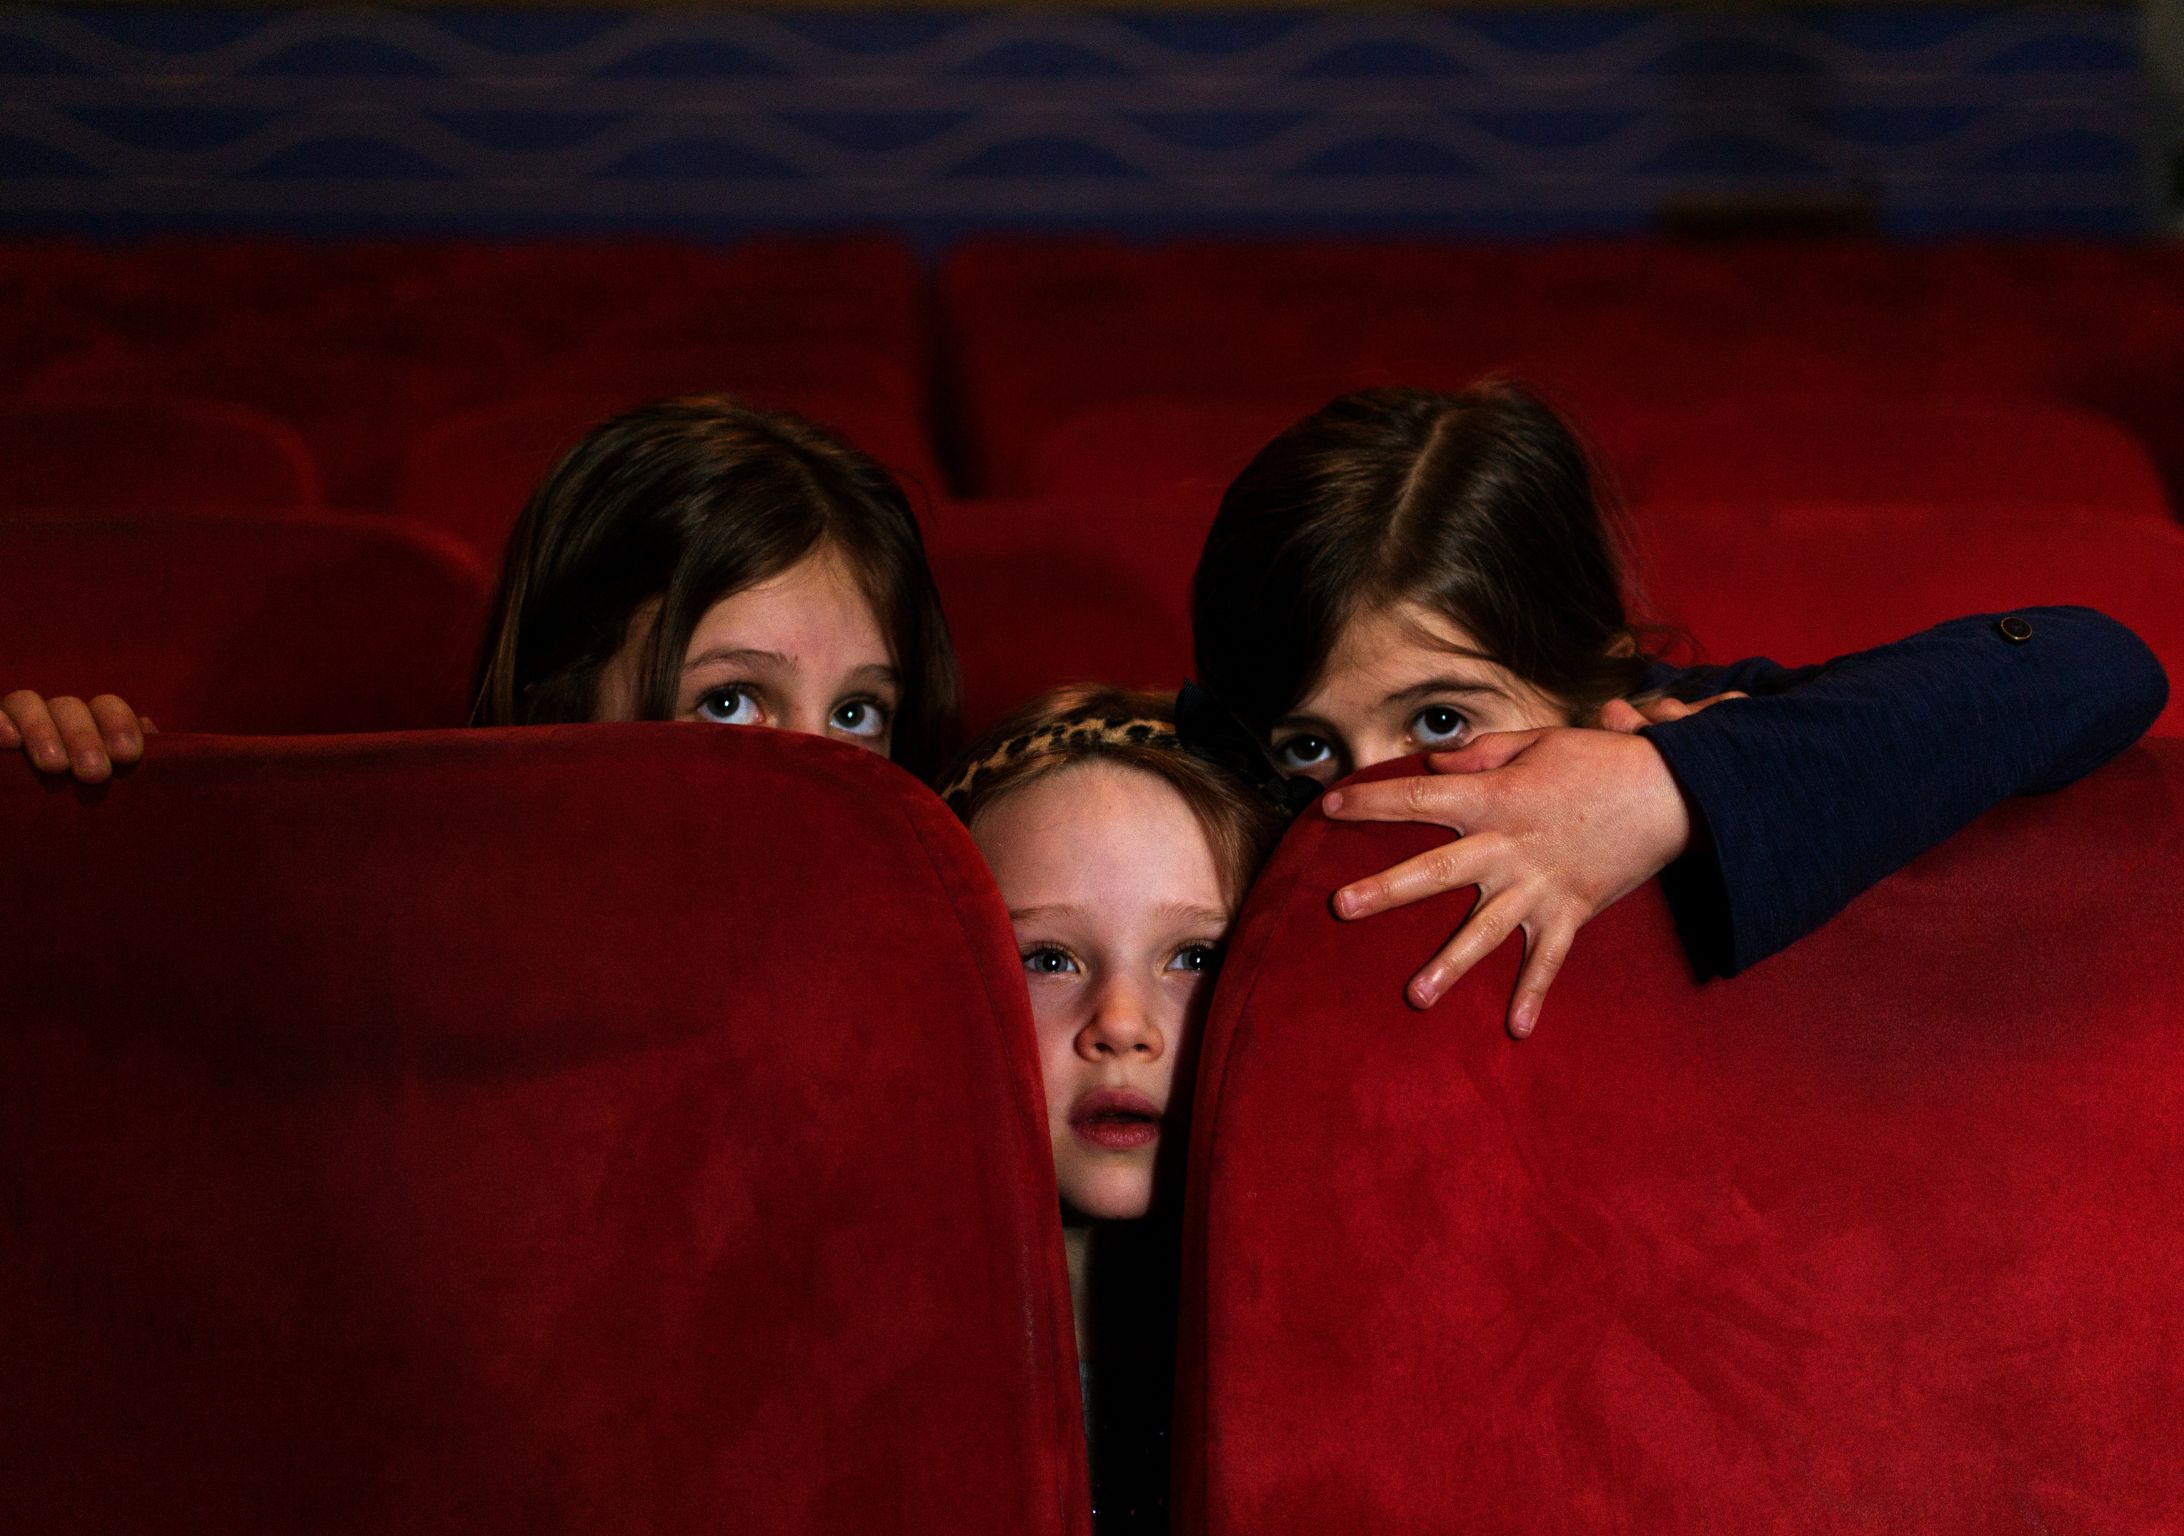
top-left (1190, 382), bottom-right (2168, 1036)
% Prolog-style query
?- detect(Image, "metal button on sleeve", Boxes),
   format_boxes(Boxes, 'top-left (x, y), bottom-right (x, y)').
top-left (1997, 616), bottom-right (2034, 643)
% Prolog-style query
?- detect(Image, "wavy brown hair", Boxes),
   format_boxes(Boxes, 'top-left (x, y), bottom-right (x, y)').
top-left (471, 394), bottom-right (959, 779)
top-left (1192, 381), bottom-right (1655, 737)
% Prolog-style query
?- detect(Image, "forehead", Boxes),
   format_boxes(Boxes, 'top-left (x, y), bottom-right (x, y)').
top-left (1298, 599), bottom-right (1503, 709)
top-left (971, 762), bottom-right (1226, 914)
top-left (682, 546), bottom-right (889, 667)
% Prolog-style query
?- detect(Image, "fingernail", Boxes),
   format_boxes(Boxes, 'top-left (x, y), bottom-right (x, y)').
top-left (1320, 790), bottom-right (1343, 815)
top-left (1510, 1011), bottom-right (1535, 1040)
top-left (36, 744), bottom-right (67, 770)
top-left (1333, 888), bottom-right (1360, 919)
top-left (1408, 977), bottom-right (1440, 1010)
top-left (75, 751), bottom-right (103, 778)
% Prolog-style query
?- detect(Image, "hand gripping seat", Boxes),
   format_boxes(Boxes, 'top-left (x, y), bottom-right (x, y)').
top-left (1177, 743), bottom-right (2184, 1534)
top-left (0, 725), bottom-right (1089, 1536)
top-left (0, 513), bottom-right (493, 733)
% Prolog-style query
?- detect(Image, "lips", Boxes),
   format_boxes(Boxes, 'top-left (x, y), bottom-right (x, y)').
top-left (1069, 1087), bottom-right (1163, 1151)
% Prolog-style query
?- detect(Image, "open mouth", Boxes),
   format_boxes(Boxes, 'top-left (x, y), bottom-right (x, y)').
top-left (1070, 1089), bottom-right (1162, 1151)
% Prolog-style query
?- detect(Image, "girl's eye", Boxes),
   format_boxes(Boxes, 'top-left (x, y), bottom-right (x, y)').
top-left (1273, 734), bottom-right (1334, 770)
top-left (1022, 945), bottom-right (1078, 977)
top-left (831, 698), bottom-right (890, 740)
top-left (1408, 705), bottom-right (1470, 749)
top-left (695, 686), bottom-right (763, 726)
top-left (1168, 942), bottom-right (1222, 975)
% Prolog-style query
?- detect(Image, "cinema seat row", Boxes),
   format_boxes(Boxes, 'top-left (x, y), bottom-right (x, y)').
top-left (9, 497), bottom-right (2183, 740)
top-left (6, 725), bottom-right (2180, 1531)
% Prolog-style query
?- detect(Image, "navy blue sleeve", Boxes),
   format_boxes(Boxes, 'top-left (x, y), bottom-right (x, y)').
top-left (1635, 607), bottom-right (2168, 978)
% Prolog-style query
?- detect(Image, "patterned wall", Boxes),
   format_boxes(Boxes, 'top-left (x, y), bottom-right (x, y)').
top-left (0, 4), bottom-right (2145, 239)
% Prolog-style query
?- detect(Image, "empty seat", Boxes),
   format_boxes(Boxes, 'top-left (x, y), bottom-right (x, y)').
top-left (1633, 502), bottom-right (2184, 736)
top-left (0, 725), bottom-right (1088, 1535)
top-left (0, 396), bottom-right (325, 515)
top-left (1621, 399), bottom-right (2169, 524)
top-left (398, 383), bottom-right (941, 567)
top-left (924, 503), bottom-right (1199, 731)
top-left (0, 513), bottom-right (493, 732)
top-left (1178, 742), bottom-right (2184, 1533)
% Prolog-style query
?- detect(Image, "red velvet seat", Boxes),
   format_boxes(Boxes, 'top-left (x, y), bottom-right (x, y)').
top-left (1620, 399), bottom-right (2169, 524)
top-left (924, 503), bottom-right (1199, 731)
top-left (1178, 743), bottom-right (2184, 1533)
top-left (0, 396), bottom-right (325, 515)
top-left (397, 383), bottom-right (938, 567)
top-left (0, 726), bottom-right (1088, 1535)
top-left (0, 513), bottom-right (492, 732)
top-left (1633, 502), bottom-right (2184, 736)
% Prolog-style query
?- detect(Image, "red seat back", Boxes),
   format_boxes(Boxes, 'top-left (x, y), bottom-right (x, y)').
top-left (1622, 399), bottom-right (2169, 524)
top-left (1633, 502), bottom-right (2184, 735)
top-left (0, 726), bottom-right (1088, 1536)
top-left (1179, 744), bottom-right (2184, 1533)
top-left (0, 396), bottom-right (324, 515)
top-left (399, 382), bottom-right (938, 567)
top-left (0, 514), bottom-right (493, 732)
top-left (924, 501), bottom-right (1200, 731)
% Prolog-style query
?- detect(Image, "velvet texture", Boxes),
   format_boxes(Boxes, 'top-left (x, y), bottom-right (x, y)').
top-left (923, 501), bottom-right (1198, 732)
top-left (0, 397), bottom-right (324, 515)
top-left (1, 513), bottom-right (492, 734)
top-left (396, 381), bottom-right (938, 568)
top-left (0, 725), bottom-right (1089, 1536)
top-left (1638, 510), bottom-right (2184, 737)
top-left (1177, 742), bottom-right (2184, 1534)
top-left (10, 237), bottom-right (924, 508)
top-left (942, 238), bottom-right (2184, 510)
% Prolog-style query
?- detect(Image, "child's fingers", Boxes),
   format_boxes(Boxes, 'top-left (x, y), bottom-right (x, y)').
top-left (1334, 832), bottom-right (1502, 920)
top-left (1681, 690), bottom-right (1748, 715)
top-left (0, 708), bottom-right (18, 749)
top-left (1596, 698), bottom-right (1648, 734)
top-left (1507, 911), bottom-right (1582, 1040)
top-left (140, 717), bottom-right (158, 735)
top-left (1426, 729), bottom-right (1539, 776)
top-left (1407, 888), bottom-right (1526, 1010)
top-left (1320, 771), bottom-right (1484, 832)
top-left (45, 696), bottom-right (114, 784)
top-left (89, 695), bottom-right (144, 765)
top-left (3, 691), bottom-right (71, 775)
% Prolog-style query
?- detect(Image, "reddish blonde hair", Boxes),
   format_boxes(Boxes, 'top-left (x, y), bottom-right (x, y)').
top-left (943, 685), bottom-right (1284, 908)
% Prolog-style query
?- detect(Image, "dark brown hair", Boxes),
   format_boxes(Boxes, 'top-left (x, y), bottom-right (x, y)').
top-left (1191, 381), bottom-right (1654, 736)
top-left (943, 685), bottom-right (1284, 909)
top-left (471, 394), bottom-right (959, 779)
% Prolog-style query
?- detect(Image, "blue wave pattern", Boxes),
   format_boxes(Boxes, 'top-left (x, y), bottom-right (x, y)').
top-left (0, 5), bottom-right (2142, 236)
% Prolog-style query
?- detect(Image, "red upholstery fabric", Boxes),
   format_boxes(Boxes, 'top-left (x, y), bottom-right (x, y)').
top-left (397, 381), bottom-right (938, 567)
top-left (1, 513), bottom-right (492, 732)
top-left (1633, 503), bottom-right (2184, 735)
top-left (923, 502), bottom-right (1200, 731)
top-left (3, 237), bottom-right (930, 508)
top-left (942, 239), bottom-right (2184, 509)
top-left (0, 396), bottom-right (324, 514)
top-left (1178, 743), bottom-right (2184, 1533)
top-left (0, 725), bottom-right (1088, 1536)
top-left (1620, 399), bottom-right (2169, 524)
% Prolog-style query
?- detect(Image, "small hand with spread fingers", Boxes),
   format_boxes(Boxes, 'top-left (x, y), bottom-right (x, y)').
top-left (1320, 692), bottom-right (1742, 1040)
top-left (0, 691), bottom-right (155, 784)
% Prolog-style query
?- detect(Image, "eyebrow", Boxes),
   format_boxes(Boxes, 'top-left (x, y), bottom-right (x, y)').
top-left (1384, 674), bottom-right (1512, 707)
top-left (682, 648), bottom-right (899, 689)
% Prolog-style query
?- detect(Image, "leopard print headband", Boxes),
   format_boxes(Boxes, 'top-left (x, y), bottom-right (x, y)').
top-left (941, 712), bottom-right (1181, 812)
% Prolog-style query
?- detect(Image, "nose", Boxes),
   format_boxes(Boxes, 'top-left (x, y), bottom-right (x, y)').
top-left (1076, 977), bottom-right (1165, 1063)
